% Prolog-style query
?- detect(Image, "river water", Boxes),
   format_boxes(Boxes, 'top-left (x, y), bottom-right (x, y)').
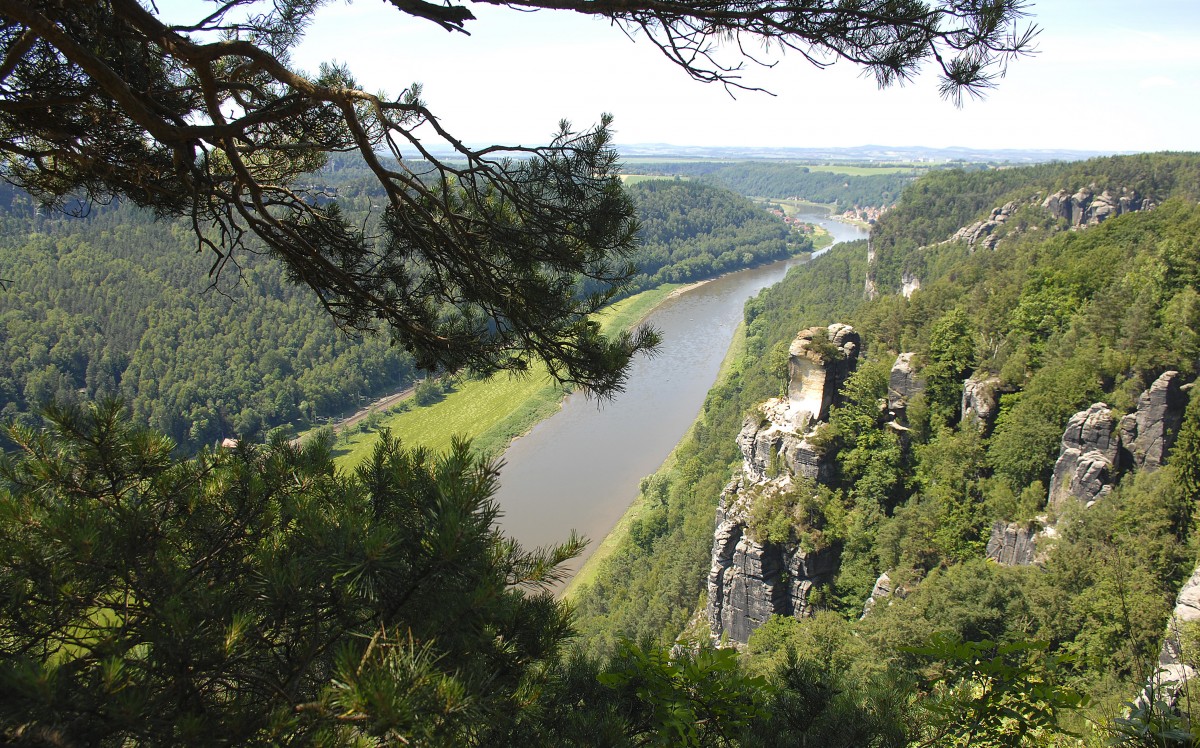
top-left (493, 211), bottom-right (868, 573)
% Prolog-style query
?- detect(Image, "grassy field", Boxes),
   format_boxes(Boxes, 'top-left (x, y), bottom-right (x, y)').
top-left (561, 318), bottom-right (749, 600)
top-left (752, 196), bottom-right (831, 215)
top-left (331, 285), bottom-right (683, 469)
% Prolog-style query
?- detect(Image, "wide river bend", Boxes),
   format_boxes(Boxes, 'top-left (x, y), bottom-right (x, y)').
top-left (493, 212), bottom-right (868, 575)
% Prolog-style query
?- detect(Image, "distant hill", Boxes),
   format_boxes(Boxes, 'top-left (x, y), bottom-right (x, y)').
top-left (612, 143), bottom-right (1124, 164)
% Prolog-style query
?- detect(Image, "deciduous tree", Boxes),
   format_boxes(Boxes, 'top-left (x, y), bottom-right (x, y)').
top-left (0, 0), bottom-right (1036, 393)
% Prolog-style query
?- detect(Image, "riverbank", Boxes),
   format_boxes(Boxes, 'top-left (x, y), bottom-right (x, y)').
top-left (561, 318), bottom-right (749, 600)
top-left (326, 244), bottom-right (823, 470)
top-left (328, 283), bottom-right (684, 469)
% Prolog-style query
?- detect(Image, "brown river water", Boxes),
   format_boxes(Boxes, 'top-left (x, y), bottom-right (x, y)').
top-left (492, 212), bottom-right (869, 578)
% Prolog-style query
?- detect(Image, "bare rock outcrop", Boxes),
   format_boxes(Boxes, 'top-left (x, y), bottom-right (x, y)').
top-left (1119, 371), bottom-right (1187, 471)
top-left (962, 376), bottom-right (1003, 434)
top-left (864, 239), bottom-right (879, 301)
top-left (1042, 186), bottom-right (1150, 228)
top-left (887, 353), bottom-right (923, 419)
top-left (707, 483), bottom-right (839, 643)
top-left (985, 518), bottom-right (1054, 566)
top-left (950, 201), bottom-right (1018, 251)
top-left (861, 571), bottom-right (909, 618)
top-left (1144, 560), bottom-right (1200, 707)
top-left (708, 324), bottom-right (859, 645)
top-left (901, 271), bottom-right (921, 298)
top-left (739, 325), bottom-right (858, 485)
top-left (1047, 372), bottom-right (1188, 513)
top-left (1047, 403), bottom-right (1120, 511)
top-left (786, 323), bottom-right (860, 431)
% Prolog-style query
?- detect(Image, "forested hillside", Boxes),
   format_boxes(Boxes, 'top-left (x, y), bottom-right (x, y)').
top-left (0, 168), bottom-right (795, 454)
top-left (621, 179), bottom-right (795, 288)
top-left (572, 152), bottom-right (1200, 740)
top-left (626, 161), bottom-right (916, 208)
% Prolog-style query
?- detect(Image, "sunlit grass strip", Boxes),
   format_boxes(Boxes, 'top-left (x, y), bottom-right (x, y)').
top-left (334, 285), bottom-right (682, 469)
top-left (561, 319), bottom-right (749, 601)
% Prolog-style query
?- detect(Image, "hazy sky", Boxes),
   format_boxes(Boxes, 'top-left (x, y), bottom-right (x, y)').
top-left (285, 1), bottom-right (1199, 153)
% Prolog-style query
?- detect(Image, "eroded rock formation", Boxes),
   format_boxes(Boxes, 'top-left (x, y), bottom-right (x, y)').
top-left (1048, 371), bottom-right (1187, 513)
top-left (985, 519), bottom-right (1052, 566)
top-left (887, 352), bottom-right (923, 420)
top-left (786, 324), bottom-right (860, 430)
top-left (1043, 186), bottom-right (1150, 228)
top-left (707, 483), bottom-right (840, 643)
top-left (961, 376), bottom-right (1003, 434)
top-left (950, 200), bottom-right (1017, 251)
top-left (861, 571), bottom-right (909, 618)
top-left (708, 324), bottom-right (859, 644)
top-left (1047, 403), bottom-right (1121, 511)
top-left (995, 372), bottom-right (1191, 567)
top-left (1119, 371), bottom-right (1187, 471)
top-left (1144, 560), bottom-right (1200, 707)
top-left (864, 238), bottom-right (879, 301)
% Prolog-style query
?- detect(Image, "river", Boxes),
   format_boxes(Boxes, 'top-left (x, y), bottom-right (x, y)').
top-left (493, 211), bottom-right (868, 574)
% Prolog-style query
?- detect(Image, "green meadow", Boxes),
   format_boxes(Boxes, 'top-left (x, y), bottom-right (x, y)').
top-left (332, 284), bottom-right (683, 469)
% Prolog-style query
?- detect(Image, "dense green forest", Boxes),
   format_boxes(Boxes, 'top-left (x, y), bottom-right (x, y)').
top-left (9, 151), bottom-right (1200, 744)
top-left (0, 167), bottom-right (796, 454)
top-left (625, 161), bottom-right (917, 208)
top-left (571, 152), bottom-right (1200, 742)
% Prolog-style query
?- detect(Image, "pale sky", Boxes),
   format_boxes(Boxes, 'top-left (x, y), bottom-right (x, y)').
top-left (280, 1), bottom-right (1199, 153)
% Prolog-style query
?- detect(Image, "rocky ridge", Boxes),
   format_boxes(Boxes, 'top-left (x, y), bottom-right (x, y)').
top-left (1043, 186), bottom-right (1151, 228)
top-left (948, 200), bottom-right (1020, 251)
top-left (870, 183), bottom-right (1155, 296)
top-left (1048, 372), bottom-right (1186, 512)
top-left (706, 324), bottom-right (859, 644)
top-left (987, 371), bottom-right (1189, 565)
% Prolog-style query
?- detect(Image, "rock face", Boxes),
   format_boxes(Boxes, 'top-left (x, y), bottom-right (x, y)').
top-left (861, 571), bottom-right (908, 618)
top-left (1042, 186), bottom-right (1150, 228)
top-left (1144, 560), bottom-right (1200, 707)
top-left (950, 200), bottom-right (1017, 250)
top-left (887, 353), bottom-right (923, 418)
top-left (1047, 403), bottom-right (1121, 511)
top-left (786, 324), bottom-right (860, 430)
top-left (1119, 371), bottom-right (1187, 471)
top-left (1008, 372), bottom-right (1190, 566)
top-left (1048, 372), bottom-right (1187, 512)
top-left (708, 489), bottom-right (840, 643)
top-left (985, 519), bottom-right (1051, 566)
top-left (708, 324), bottom-right (859, 645)
top-left (864, 239), bottom-right (879, 301)
top-left (901, 271), bottom-right (921, 298)
top-left (961, 376), bottom-right (1003, 434)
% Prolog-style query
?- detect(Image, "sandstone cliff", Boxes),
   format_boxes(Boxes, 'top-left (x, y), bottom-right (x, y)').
top-left (1042, 186), bottom-right (1151, 228)
top-left (1145, 561), bottom-right (1200, 707)
top-left (989, 371), bottom-right (1189, 566)
top-left (1048, 372), bottom-right (1186, 512)
top-left (707, 324), bottom-right (859, 644)
top-left (867, 182), bottom-right (1155, 297)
